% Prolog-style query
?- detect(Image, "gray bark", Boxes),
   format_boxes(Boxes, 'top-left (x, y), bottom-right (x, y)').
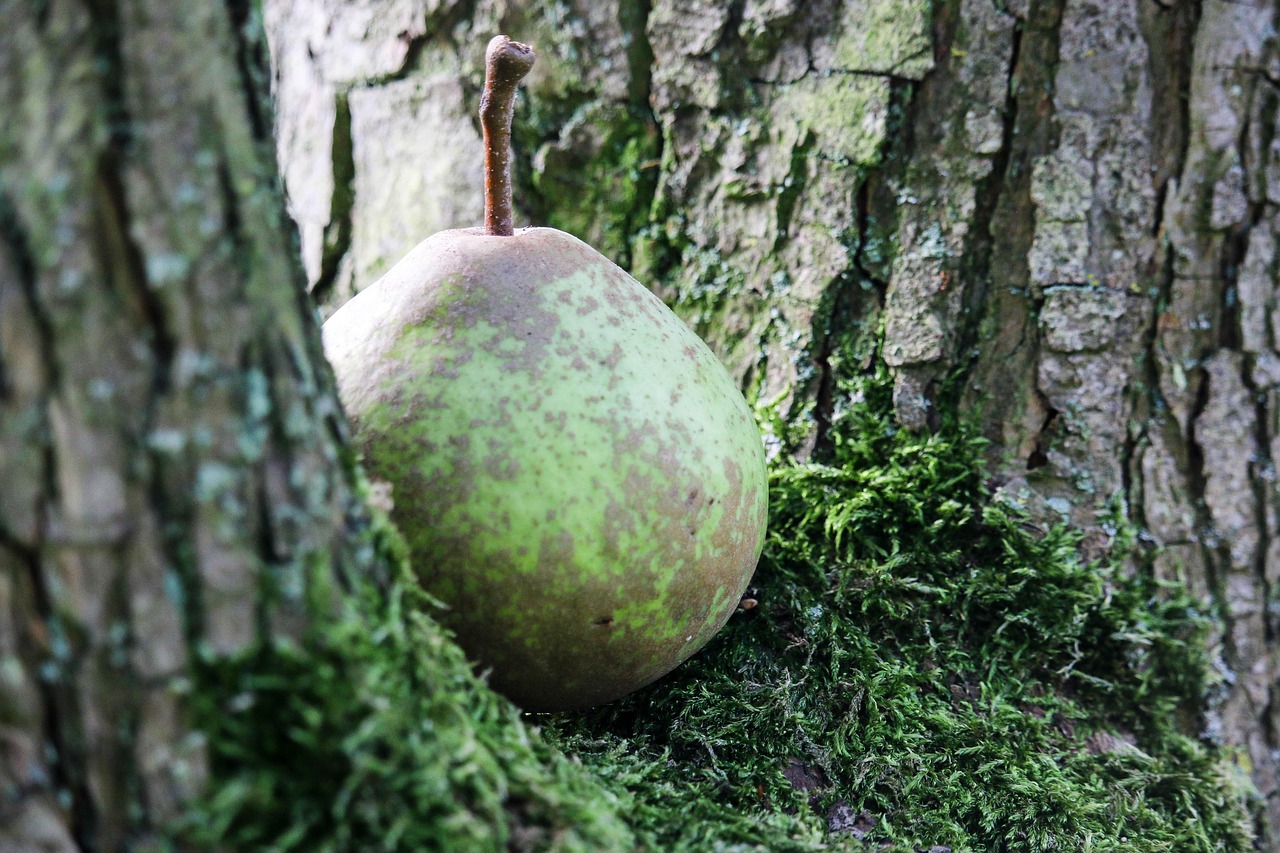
top-left (0, 1), bottom-right (375, 847)
top-left (265, 0), bottom-right (1280, 839)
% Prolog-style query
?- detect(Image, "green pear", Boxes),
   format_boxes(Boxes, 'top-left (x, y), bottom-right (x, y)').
top-left (320, 37), bottom-right (767, 711)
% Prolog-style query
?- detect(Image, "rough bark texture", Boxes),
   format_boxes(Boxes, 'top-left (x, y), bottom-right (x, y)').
top-left (0, 1), bottom-right (376, 847)
top-left (265, 0), bottom-right (1280, 838)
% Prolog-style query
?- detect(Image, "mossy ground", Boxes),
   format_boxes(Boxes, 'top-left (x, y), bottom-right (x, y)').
top-left (543, 373), bottom-right (1256, 850)
top-left (175, 528), bottom-right (635, 851)
top-left (182, 372), bottom-right (1256, 851)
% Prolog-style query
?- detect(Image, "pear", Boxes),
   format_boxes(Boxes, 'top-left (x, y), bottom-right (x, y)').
top-left (322, 36), bottom-right (768, 711)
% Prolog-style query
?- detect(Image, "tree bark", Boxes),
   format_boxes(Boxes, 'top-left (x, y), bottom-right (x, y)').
top-left (265, 0), bottom-right (1280, 839)
top-left (0, 1), bottom-right (378, 847)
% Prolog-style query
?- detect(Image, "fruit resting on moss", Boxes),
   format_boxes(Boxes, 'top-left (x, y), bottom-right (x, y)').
top-left (320, 36), bottom-right (768, 711)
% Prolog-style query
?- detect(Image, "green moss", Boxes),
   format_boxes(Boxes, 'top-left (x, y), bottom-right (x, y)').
top-left (181, 370), bottom-right (1255, 850)
top-left (541, 369), bottom-right (1256, 851)
top-left (773, 75), bottom-right (896, 169)
top-left (666, 246), bottom-right (747, 330)
top-left (173, 498), bottom-right (635, 851)
top-left (510, 37), bottom-right (661, 275)
top-left (523, 104), bottom-right (660, 269)
top-left (830, 0), bottom-right (933, 80)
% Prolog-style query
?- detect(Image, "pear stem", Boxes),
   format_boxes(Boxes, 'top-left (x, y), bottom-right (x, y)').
top-left (480, 36), bottom-right (535, 237)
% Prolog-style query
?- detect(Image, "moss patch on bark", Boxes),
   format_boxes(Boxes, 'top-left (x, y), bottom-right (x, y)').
top-left (181, 370), bottom-right (1255, 851)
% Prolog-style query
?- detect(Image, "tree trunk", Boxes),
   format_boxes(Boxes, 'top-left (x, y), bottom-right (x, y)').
top-left (266, 0), bottom-right (1280, 839)
top-left (0, 2), bottom-right (379, 847)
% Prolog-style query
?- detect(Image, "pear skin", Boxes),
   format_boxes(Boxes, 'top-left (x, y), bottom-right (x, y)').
top-left (323, 227), bottom-right (768, 710)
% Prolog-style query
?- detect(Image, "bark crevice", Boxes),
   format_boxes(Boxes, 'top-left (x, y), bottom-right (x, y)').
top-left (226, 0), bottom-right (273, 143)
top-left (0, 190), bottom-right (52, 408)
top-left (1126, 0), bottom-right (1202, 549)
top-left (28, 557), bottom-right (99, 852)
top-left (1186, 368), bottom-right (1231, 628)
top-left (957, 19), bottom-right (1024, 360)
top-left (95, 163), bottom-right (175, 390)
top-left (619, 0), bottom-right (655, 109)
top-left (312, 93), bottom-right (355, 306)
